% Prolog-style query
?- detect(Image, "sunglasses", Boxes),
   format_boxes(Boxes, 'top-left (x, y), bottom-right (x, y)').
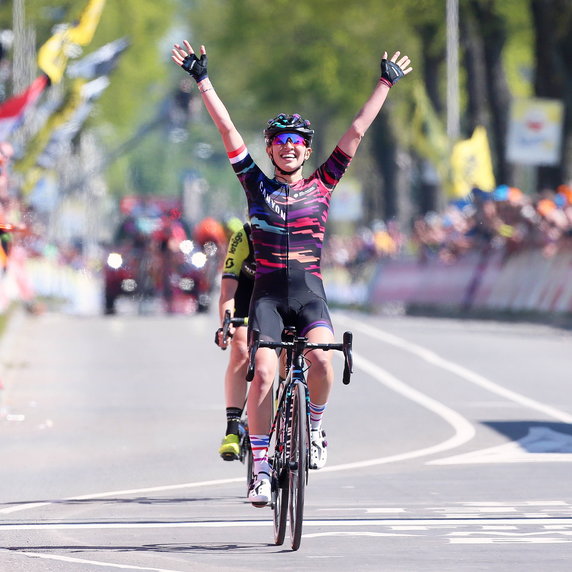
top-left (271, 132), bottom-right (308, 146)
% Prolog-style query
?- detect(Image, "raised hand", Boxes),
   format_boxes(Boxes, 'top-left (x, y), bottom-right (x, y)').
top-left (380, 51), bottom-right (413, 87)
top-left (172, 41), bottom-right (208, 82)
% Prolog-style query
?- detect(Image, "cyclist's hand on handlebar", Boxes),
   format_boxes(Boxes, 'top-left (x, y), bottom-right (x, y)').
top-left (215, 327), bottom-right (226, 349)
top-left (215, 325), bottom-right (235, 349)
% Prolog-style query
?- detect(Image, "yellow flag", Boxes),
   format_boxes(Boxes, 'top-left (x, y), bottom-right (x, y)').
top-left (37, 0), bottom-right (106, 84)
top-left (17, 80), bottom-right (86, 193)
top-left (449, 126), bottom-right (496, 198)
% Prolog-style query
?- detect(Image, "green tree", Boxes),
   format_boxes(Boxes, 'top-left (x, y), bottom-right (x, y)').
top-left (1, 0), bottom-right (181, 198)
top-left (4, 0), bottom-right (570, 226)
top-left (190, 0), bottom-right (420, 223)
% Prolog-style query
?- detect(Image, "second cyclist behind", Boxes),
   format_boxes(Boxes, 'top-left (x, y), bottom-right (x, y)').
top-left (216, 221), bottom-right (255, 460)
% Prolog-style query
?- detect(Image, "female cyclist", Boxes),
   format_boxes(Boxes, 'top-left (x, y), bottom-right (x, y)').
top-left (172, 41), bottom-right (412, 506)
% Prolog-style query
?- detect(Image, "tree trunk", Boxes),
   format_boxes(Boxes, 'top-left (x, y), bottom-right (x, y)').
top-left (469, 0), bottom-right (514, 185)
top-left (370, 113), bottom-right (397, 221)
top-left (460, 3), bottom-right (489, 132)
top-left (531, 0), bottom-right (572, 188)
top-left (414, 21), bottom-right (446, 213)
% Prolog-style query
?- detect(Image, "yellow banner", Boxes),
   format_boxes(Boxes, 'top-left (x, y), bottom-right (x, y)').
top-left (450, 126), bottom-right (496, 198)
top-left (37, 0), bottom-right (106, 84)
top-left (68, 0), bottom-right (106, 45)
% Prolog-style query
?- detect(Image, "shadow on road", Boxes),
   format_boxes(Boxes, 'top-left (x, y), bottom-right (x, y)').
top-left (484, 420), bottom-right (572, 454)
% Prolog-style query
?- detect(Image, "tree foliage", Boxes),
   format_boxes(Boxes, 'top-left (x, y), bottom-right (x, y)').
top-left (2, 1), bottom-right (571, 222)
top-left (190, 0), bottom-right (420, 152)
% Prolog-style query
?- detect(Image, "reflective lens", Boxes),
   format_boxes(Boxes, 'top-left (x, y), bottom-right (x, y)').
top-left (271, 132), bottom-right (307, 146)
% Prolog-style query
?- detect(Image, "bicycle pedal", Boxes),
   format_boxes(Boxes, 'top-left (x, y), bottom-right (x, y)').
top-left (220, 452), bottom-right (239, 462)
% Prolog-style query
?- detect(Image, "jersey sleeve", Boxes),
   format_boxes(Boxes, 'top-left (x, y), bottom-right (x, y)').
top-left (222, 228), bottom-right (250, 280)
top-left (315, 146), bottom-right (353, 190)
top-left (227, 144), bottom-right (264, 200)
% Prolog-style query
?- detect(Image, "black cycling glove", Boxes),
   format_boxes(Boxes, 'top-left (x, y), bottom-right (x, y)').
top-left (182, 52), bottom-right (208, 82)
top-left (380, 58), bottom-right (404, 87)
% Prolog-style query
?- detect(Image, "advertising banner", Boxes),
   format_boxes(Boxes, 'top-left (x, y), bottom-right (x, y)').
top-left (506, 98), bottom-right (564, 166)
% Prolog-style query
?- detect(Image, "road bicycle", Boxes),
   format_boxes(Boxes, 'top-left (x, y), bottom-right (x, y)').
top-left (246, 326), bottom-right (353, 551)
top-left (216, 310), bottom-right (253, 488)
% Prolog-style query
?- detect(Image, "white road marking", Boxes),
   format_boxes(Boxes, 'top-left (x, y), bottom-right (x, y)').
top-left (337, 315), bottom-right (572, 424)
top-left (0, 477), bottom-right (243, 515)
top-left (450, 538), bottom-right (571, 544)
top-left (2, 345), bottom-right (476, 514)
top-left (0, 549), bottom-right (184, 571)
top-left (320, 350), bottom-right (476, 472)
top-left (2, 517), bottom-right (572, 532)
top-left (2, 313), bottom-right (568, 526)
top-left (431, 427), bottom-right (572, 464)
top-left (304, 531), bottom-right (418, 538)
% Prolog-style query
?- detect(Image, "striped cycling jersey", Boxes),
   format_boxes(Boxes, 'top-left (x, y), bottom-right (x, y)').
top-left (228, 145), bottom-right (352, 279)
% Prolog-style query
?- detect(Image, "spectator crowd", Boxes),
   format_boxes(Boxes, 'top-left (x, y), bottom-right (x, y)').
top-left (323, 183), bottom-right (572, 275)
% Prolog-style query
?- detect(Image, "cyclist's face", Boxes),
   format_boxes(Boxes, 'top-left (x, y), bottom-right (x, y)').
top-left (267, 132), bottom-right (312, 172)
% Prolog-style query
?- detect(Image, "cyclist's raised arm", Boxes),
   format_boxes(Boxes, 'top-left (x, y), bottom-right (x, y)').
top-left (172, 41), bottom-right (244, 153)
top-left (337, 50), bottom-right (412, 158)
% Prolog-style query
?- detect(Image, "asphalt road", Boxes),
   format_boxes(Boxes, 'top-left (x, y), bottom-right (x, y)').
top-left (1, 306), bottom-right (572, 571)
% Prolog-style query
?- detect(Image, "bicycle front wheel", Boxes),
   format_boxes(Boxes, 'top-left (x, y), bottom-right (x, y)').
top-left (272, 399), bottom-right (289, 546)
top-left (288, 381), bottom-right (308, 551)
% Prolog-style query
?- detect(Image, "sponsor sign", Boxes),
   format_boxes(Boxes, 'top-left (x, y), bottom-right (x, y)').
top-left (506, 98), bottom-right (564, 165)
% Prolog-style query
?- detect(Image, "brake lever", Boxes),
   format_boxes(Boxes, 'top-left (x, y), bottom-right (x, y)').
top-left (342, 330), bottom-right (353, 385)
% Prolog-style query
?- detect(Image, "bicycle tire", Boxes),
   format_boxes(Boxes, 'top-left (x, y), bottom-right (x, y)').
top-left (238, 418), bottom-right (253, 492)
top-left (272, 396), bottom-right (289, 546)
top-left (245, 442), bottom-right (253, 495)
top-left (289, 381), bottom-right (308, 551)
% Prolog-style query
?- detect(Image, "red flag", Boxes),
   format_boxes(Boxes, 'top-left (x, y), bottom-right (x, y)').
top-left (0, 75), bottom-right (49, 141)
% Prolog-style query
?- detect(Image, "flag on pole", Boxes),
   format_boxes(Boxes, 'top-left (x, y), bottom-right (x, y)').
top-left (410, 83), bottom-right (449, 186)
top-left (449, 126), bottom-right (496, 198)
top-left (66, 0), bottom-right (107, 45)
top-left (67, 37), bottom-right (129, 80)
top-left (37, 77), bottom-right (110, 169)
top-left (37, 0), bottom-right (107, 84)
top-left (0, 75), bottom-right (50, 141)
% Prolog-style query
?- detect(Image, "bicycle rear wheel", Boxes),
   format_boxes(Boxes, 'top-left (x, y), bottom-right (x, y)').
top-left (289, 381), bottom-right (308, 551)
top-left (272, 398), bottom-right (290, 546)
top-left (240, 427), bottom-right (253, 495)
top-left (246, 446), bottom-right (253, 493)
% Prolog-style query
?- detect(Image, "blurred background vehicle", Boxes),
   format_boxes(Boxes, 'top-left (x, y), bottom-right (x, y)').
top-left (103, 196), bottom-right (221, 315)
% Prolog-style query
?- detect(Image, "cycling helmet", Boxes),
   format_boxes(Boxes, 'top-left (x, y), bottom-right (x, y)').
top-left (264, 113), bottom-right (314, 146)
top-left (225, 216), bottom-right (243, 235)
top-left (194, 217), bottom-right (226, 246)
